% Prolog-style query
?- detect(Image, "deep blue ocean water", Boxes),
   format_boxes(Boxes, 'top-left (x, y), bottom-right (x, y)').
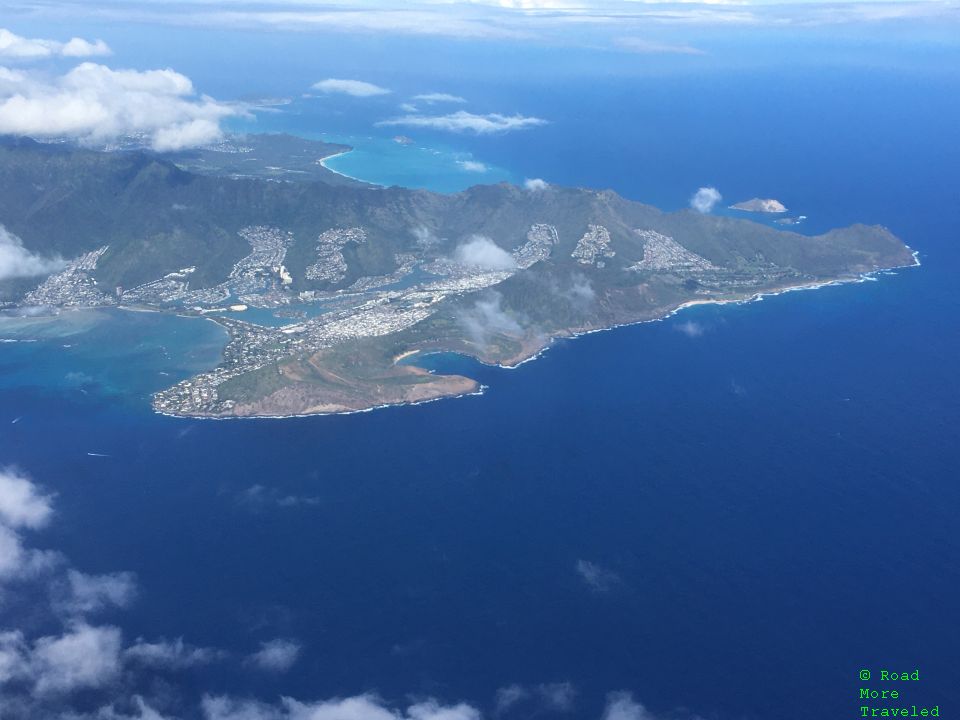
top-left (2, 30), bottom-right (960, 719)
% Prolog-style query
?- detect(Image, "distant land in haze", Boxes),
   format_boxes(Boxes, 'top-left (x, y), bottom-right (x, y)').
top-left (0, 134), bottom-right (917, 418)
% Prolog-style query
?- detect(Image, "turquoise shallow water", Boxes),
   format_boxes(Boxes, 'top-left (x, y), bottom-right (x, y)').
top-left (0, 308), bottom-right (227, 402)
top-left (227, 112), bottom-right (515, 192)
top-left (319, 135), bottom-right (514, 192)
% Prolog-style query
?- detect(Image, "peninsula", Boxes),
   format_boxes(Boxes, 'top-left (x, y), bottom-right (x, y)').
top-left (0, 135), bottom-right (917, 418)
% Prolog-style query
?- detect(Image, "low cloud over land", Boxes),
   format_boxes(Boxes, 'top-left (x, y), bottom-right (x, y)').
top-left (690, 187), bottom-right (722, 214)
top-left (0, 226), bottom-right (65, 281)
top-left (453, 236), bottom-right (517, 271)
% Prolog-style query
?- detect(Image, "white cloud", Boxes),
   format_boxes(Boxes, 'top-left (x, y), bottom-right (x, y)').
top-left (457, 160), bottom-right (488, 173)
top-left (0, 468), bottom-right (60, 581)
top-left (453, 236), bottom-right (517, 271)
top-left (399, 102), bottom-right (418, 112)
top-left (0, 467), bottom-right (54, 529)
top-left (690, 186), bottom-right (721, 214)
top-left (0, 225), bottom-right (66, 281)
top-left (675, 320), bottom-right (704, 338)
top-left (575, 559), bottom-right (620, 593)
top-left (406, 699), bottom-right (481, 720)
top-left (0, 28), bottom-right (111, 59)
top-left (601, 692), bottom-right (662, 720)
top-left (61, 37), bottom-right (113, 58)
top-left (203, 694), bottom-right (482, 720)
top-left (60, 569), bottom-right (138, 615)
top-left (31, 623), bottom-right (123, 695)
top-left (246, 638), bottom-right (300, 672)
top-left (413, 92), bottom-right (467, 104)
top-left (378, 110), bottom-right (546, 134)
top-left (0, 630), bottom-right (29, 684)
top-left (125, 637), bottom-right (222, 669)
top-left (0, 62), bottom-right (237, 151)
top-left (523, 178), bottom-right (549, 191)
top-left (312, 78), bottom-right (390, 97)
top-left (84, 695), bottom-right (174, 720)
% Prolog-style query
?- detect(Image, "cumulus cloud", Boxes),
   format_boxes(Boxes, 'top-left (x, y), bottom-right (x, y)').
top-left (61, 37), bottom-right (113, 58)
top-left (690, 187), bottom-right (722, 214)
top-left (575, 559), bottom-right (620, 593)
top-left (453, 236), bottom-right (517, 271)
top-left (0, 28), bottom-right (111, 59)
top-left (459, 290), bottom-right (523, 348)
top-left (0, 467), bottom-right (54, 529)
top-left (378, 110), bottom-right (546, 134)
top-left (0, 62), bottom-right (237, 151)
top-left (457, 159), bottom-right (488, 173)
top-left (246, 638), bottom-right (300, 673)
top-left (0, 226), bottom-right (66, 281)
top-left (0, 467), bottom-right (60, 581)
top-left (203, 694), bottom-right (482, 720)
top-left (523, 178), bottom-right (549, 191)
top-left (413, 92), bottom-right (467, 104)
top-left (32, 622), bottom-right (124, 695)
top-left (312, 78), bottom-right (390, 97)
top-left (675, 320), bottom-right (704, 338)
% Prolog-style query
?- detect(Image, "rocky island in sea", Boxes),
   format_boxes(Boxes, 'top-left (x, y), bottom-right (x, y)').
top-left (0, 134), bottom-right (917, 418)
top-left (730, 198), bottom-right (789, 213)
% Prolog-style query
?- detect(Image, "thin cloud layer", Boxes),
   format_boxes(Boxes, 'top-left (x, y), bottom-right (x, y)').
top-left (245, 639), bottom-right (301, 672)
top-left (615, 37), bottom-right (706, 55)
top-left (0, 28), bottom-right (111, 59)
top-left (675, 320), bottom-right (705, 338)
top-left (378, 110), bottom-right (546, 134)
top-left (312, 78), bottom-right (390, 97)
top-left (460, 290), bottom-right (523, 348)
top-left (413, 92), bottom-right (467, 104)
top-left (124, 637), bottom-right (223, 670)
top-left (0, 62), bottom-right (238, 151)
top-left (575, 559), bottom-right (620, 593)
